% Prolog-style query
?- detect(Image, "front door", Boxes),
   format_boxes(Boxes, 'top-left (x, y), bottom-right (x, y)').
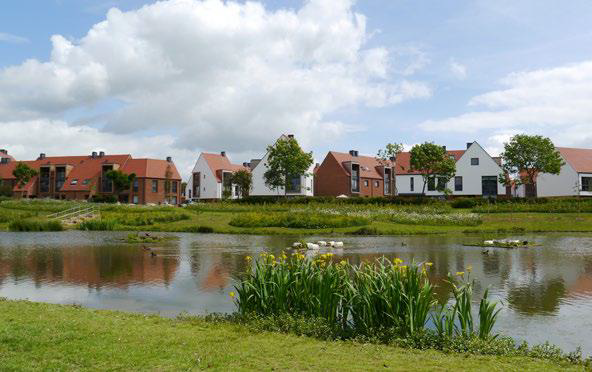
top-left (482, 176), bottom-right (498, 197)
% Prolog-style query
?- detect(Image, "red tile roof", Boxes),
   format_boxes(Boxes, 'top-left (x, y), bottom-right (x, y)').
top-left (329, 151), bottom-right (393, 180)
top-left (557, 147), bottom-right (592, 173)
top-left (0, 153), bottom-right (180, 192)
top-left (202, 153), bottom-right (249, 182)
top-left (395, 150), bottom-right (465, 175)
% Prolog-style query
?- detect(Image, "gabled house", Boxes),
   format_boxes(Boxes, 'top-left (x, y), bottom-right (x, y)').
top-left (395, 142), bottom-right (506, 197)
top-left (0, 151), bottom-right (182, 204)
top-left (515, 147), bottom-right (592, 197)
top-left (185, 152), bottom-right (249, 201)
top-left (314, 150), bottom-right (395, 197)
top-left (250, 134), bottom-right (314, 197)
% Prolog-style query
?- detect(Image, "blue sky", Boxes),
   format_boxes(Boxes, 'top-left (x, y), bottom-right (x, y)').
top-left (1, 0), bottom-right (592, 176)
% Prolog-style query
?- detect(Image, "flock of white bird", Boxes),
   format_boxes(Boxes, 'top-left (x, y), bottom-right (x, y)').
top-left (292, 241), bottom-right (344, 250)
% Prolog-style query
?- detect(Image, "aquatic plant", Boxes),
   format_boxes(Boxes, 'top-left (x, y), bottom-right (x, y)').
top-left (8, 219), bottom-right (63, 232)
top-left (78, 219), bottom-right (116, 231)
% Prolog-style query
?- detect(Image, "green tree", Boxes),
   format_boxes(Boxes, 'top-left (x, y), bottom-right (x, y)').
top-left (12, 162), bottom-right (38, 188)
top-left (105, 170), bottom-right (136, 200)
top-left (499, 134), bottom-right (564, 197)
top-left (409, 142), bottom-right (456, 195)
top-left (232, 169), bottom-right (252, 198)
top-left (377, 143), bottom-right (403, 195)
top-left (263, 137), bottom-right (313, 194)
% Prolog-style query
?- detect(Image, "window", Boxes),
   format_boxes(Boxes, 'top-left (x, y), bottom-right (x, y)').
top-left (427, 177), bottom-right (436, 191)
top-left (82, 179), bottom-right (90, 185)
top-left (172, 181), bottom-right (177, 193)
top-left (437, 177), bottom-right (447, 191)
top-left (40, 168), bottom-right (50, 192)
top-left (286, 175), bottom-right (301, 193)
top-left (133, 179), bottom-right (139, 192)
top-left (351, 164), bottom-right (360, 192)
top-left (582, 177), bottom-right (592, 192)
top-left (152, 180), bottom-right (158, 193)
top-left (234, 185), bottom-right (239, 197)
top-left (171, 196), bottom-right (177, 205)
top-left (364, 180), bottom-right (369, 187)
top-left (132, 195), bottom-right (139, 204)
top-left (455, 176), bottom-right (463, 191)
top-left (471, 158), bottom-right (479, 166)
top-left (374, 180), bottom-right (379, 188)
top-left (410, 177), bottom-right (414, 192)
top-left (384, 168), bottom-right (392, 195)
top-left (55, 167), bottom-right (66, 191)
top-left (70, 179), bottom-right (78, 185)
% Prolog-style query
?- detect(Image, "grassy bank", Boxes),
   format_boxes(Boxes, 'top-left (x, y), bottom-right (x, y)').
top-left (0, 299), bottom-right (581, 371)
top-left (2, 199), bottom-right (592, 236)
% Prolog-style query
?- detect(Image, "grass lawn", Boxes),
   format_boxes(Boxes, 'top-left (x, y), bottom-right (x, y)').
top-left (0, 299), bottom-right (581, 371)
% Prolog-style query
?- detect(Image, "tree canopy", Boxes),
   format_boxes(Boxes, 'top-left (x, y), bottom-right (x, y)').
top-left (376, 143), bottom-right (403, 166)
top-left (12, 162), bottom-right (38, 188)
top-left (409, 142), bottom-right (456, 195)
top-left (263, 137), bottom-right (313, 194)
top-left (232, 169), bottom-right (252, 198)
top-left (105, 170), bottom-right (136, 197)
top-left (500, 134), bottom-right (564, 196)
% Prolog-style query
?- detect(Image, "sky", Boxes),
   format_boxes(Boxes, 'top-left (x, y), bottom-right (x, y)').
top-left (1, 0), bottom-right (592, 179)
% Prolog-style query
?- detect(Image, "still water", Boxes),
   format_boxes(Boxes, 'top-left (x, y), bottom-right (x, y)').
top-left (1, 231), bottom-right (591, 354)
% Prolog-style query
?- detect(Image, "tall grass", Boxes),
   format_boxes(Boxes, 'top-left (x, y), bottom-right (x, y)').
top-left (79, 219), bottom-right (116, 231)
top-left (8, 219), bottom-right (63, 232)
top-left (235, 255), bottom-right (499, 339)
top-left (229, 212), bottom-right (369, 229)
top-left (113, 212), bottom-right (190, 226)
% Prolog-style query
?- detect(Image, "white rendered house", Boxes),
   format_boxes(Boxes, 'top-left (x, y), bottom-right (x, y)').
top-left (185, 152), bottom-right (248, 201)
top-left (395, 142), bottom-right (506, 197)
top-left (515, 147), bottom-right (592, 197)
top-left (250, 134), bottom-right (314, 197)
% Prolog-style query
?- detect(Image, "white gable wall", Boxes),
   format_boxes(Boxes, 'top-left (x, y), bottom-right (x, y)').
top-left (186, 155), bottom-right (220, 200)
top-left (536, 159), bottom-right (578, 197)
top-left (251, 136), bottom-right (314, 197)
top-left (396, 143), bottom-right (505, 196)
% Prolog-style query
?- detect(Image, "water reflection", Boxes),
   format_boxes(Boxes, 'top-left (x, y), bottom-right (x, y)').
top-left (0, 231), bottom-right (591, 354)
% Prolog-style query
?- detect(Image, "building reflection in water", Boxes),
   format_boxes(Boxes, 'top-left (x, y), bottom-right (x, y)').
top-left (0, 244), bottom-right (180, 289)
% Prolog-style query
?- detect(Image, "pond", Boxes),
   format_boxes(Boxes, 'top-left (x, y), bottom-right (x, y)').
top-left (1, 231), bottom-right (591, 355)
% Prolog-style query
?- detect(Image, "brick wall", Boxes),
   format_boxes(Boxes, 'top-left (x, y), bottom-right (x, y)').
top-left (314, 153), bottom-right (351, 196)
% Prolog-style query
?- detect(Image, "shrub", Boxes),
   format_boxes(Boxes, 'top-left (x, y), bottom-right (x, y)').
top-left (229, 212), bottom-right (369, 229)
top-left (90, 194), bottom-right (117, 203)
top-left (8, 219), bottom-right (63, 232)
top-left (79, 219), bottom-right (116, 231)
top-left (451, 198), bottom-right (480, 209)
top-left (196, 226), bottom-right (214, 233)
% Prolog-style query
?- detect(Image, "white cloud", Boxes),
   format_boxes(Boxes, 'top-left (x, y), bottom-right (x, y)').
top-left (0, 0), bottom-right (430, 169)
top-left (391, 46), bottom-right (431, 76)
top-left (0, 32), bottom-right (28, 44)
top-left (449, 59), bottom-right (467, 80)
top-left (419, 60), bottom-right (592, 147)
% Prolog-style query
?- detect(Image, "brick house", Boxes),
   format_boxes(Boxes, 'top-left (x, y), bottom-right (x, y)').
top-left (314, 150), bottom-right (395, 197)
top-left (0, 151), bottom-right (181, 205)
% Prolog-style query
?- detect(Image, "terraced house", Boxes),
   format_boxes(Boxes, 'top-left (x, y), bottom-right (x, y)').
top-left (314, 150), bottom-right (395, 197)
top-left (0, 151), bottom-right (181, 205)
top-left (185, 151), bottom-right (249, 201)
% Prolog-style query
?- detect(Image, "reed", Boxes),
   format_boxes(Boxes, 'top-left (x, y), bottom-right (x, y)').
top-left (229, 212), bottom-right (369, 229)
top-left (78, 219), bottom-right (116, 231)
top-left (8, 219), bottom-right (63, 232)
top-left (236, 255), bottom-right (501, 340)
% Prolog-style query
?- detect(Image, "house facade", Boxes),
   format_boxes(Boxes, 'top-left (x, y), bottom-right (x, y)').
top-left (0, 151), bottom-right (181, 205)
top-left (250, 135), bottom-right (314, 197)
top-left (314, 150), bottom-right (395, 197)
top-left (185, 152), bottom-right (248, 201)
top-left (515, 147), bottom-right (592, 197)
top-left (396, 142), bottom-right (506, 197)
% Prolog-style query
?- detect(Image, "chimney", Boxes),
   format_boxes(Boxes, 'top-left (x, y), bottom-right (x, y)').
top-left (287, 134), bottom-right (294, 139)
top-left (242, 162), bottom-right (249, 167)
top-left (442, 146), bottom-right (447, 151)
top-left (389, 156), bottom-right (396, 162)
top-left (466, 142), bottom-right (473, 149)
top-left (221, 151), bottom-right (226, 157)
top-left (91, 151), bottom-right (97, 158)
top-left (349, 150), bottom-right (358, 157)
top-left (166, 156), bottom-right (172, 163)
top-left (39, 153), bottom-right (46, 160)
top-left (99, 151), bottom-right (105, 157)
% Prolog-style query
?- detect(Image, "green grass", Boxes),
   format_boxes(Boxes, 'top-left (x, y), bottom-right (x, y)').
top-left (3, 200), bottom-right (592, 235)
top-left (0, 299), bottom-right (580, 371)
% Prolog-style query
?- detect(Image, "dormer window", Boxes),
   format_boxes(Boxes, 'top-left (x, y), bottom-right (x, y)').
top-left (83, 179), bottom-right (91, 185)
top-left (70, 179), bottom-right (78, 185)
